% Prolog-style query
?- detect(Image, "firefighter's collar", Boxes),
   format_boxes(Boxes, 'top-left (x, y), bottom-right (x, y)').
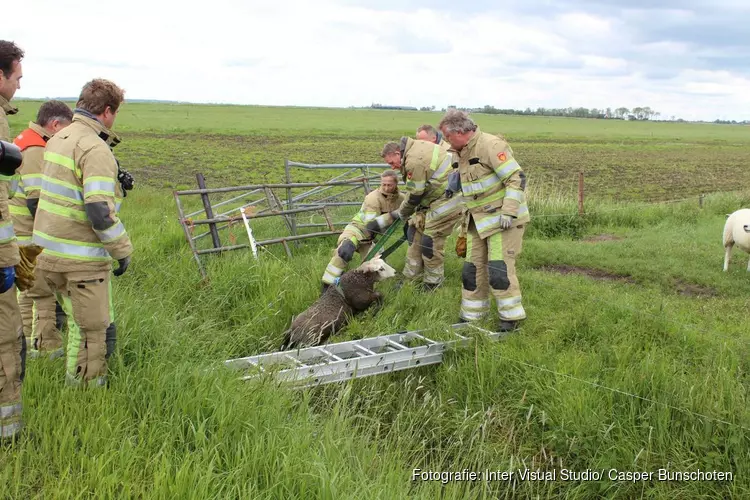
top-left (72, 110), bottom-right (122, 148)
top-left (380, 188), bottom-right (400, 200)
top-left (28, 121), bottom-right (52, 142)
top-left (466, 127), bottom-right (481, 149)
top-left (0, 95), bottom-right (18, 115)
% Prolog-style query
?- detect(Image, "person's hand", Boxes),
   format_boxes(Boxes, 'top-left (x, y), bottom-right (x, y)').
top-left (1, 266), bottom-right (16, 293)
top-left (499, 215), bottom-right (513, 230)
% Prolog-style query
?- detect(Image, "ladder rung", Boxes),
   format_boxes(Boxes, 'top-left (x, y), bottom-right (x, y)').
top-left (284, 354), bottom-right (306, 367)
top-left (317, 347), bottom-right (343, 362)
top-left (385, 339), bottom-right (408, 350)
top-left (353, 344), bottom-right (376, 356)
top-left (409, 333), bottom-right (437, 345)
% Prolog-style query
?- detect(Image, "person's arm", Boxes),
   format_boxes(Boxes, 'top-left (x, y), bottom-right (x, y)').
top-left (81, 146), bottom-right (133, 264)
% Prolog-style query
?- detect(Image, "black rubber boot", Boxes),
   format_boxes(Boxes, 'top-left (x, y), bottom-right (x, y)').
top-left (498, 320), bottom-right (520, 332)
top-left (320, 283), bottom-right (330, 296)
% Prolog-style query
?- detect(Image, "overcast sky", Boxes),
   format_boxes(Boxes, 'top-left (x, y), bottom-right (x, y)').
top-left (6, 0), bottom-right (750, 121)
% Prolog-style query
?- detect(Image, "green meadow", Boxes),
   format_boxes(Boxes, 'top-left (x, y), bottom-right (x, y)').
top-left (2, 101), bottom-right (749, 499)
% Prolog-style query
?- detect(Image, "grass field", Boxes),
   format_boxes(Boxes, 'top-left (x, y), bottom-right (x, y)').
top-left (2, 101), bottom-right (750, 499)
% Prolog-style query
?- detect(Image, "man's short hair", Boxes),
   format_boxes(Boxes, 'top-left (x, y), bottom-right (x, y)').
top-left (381, 169), bottom-right (398, 181)
top-left (0, 40), bottom-right (24, 78)
top-left (438, 109), bottom-right (477, 134)
top-left (76, 78), bottom-right (126, 115)
top-left (381, 142), bottom-right (401, 158)
top-left (36, 100), bottom-right (73, 127)
top-left (416, 124), bottom-right (438, 139)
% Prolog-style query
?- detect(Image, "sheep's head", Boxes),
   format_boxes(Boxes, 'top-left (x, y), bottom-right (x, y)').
top-left (357, 254), bottom-right (396, 281)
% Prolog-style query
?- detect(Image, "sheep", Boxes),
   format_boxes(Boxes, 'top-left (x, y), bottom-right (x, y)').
top-left (723, 208), bottom-right (750, 272)
top-left (280, 255), bottom-right (396, 350)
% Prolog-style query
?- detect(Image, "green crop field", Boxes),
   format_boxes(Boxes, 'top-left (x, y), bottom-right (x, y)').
top-left (3, 101), bottom-right (750, 499)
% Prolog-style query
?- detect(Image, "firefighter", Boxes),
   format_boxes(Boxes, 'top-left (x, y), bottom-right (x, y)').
top-left (416, 124), bottom-right (471, 262)
top-left (320, 169), bottom-right (404, 294)
top-left (32, 78), bottom-right (133, 388)
top-left (11, 101), bottom-right (73, 357)
top-left (438, 109), bottom-right (530, 332)
top-left (0, 39), bottom-right (25, 443)
top-left (377, 136), bottom-right (463, 290)
top-left (416, 124), bottom-right (450, 149)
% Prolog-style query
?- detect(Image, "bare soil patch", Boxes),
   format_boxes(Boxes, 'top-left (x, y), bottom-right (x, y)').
top-left (537, 265), bottom-right (720, 298)
top-left (536, 265), bottom-right (637, 283)
top-left (673, 280), bottom-right (718, 298)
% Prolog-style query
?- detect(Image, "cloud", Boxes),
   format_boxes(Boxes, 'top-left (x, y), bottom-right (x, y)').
top-left (3, 0), bottom-right (750, 121)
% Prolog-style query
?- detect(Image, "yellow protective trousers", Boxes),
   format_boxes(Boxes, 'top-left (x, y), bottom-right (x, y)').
top-left (40, 270), bottom-right (113, 388)
top-left (459, 216), bottom-right (527, 322)
top-left (0, 283), bottom-right (24, 440)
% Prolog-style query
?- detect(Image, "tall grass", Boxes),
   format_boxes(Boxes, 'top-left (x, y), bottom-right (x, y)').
top-left (3, 184), bottom-right (750, 498)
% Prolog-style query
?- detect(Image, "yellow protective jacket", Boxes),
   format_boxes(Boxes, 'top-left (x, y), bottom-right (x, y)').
top-left (397, 137), bottom-right (461, 222)
top-left (0, 95), bottom-right (20, 267)
top-left (10, 122), bottom-right (50, 245)
top-left (453, 128), bottom-right (530, 239)
top-left (344, 187), bottom-right (404, 241)
top-left (33, 113), bottom-right (133, 273)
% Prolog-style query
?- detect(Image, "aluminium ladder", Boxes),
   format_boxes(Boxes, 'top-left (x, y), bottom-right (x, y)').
top-left (224, 322), bottom-right (510, 388)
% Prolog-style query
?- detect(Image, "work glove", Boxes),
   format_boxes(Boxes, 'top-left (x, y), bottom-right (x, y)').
top-left (499, 215), bottom-right (513, 230)
top-left (116, 160), bottom-right (135, 197)
top-left (14, 244), bottom-right (44, 291)
top-left (1, 266), bottom-right (16, 294)
top-left (365, 210), bottom-right (399, 236)
top-left (445, 171), bottom-right (462, 198)
top-left (113, 255), bottom-right (131, 277)
top-left (455, 236), bottom-right (467, 258)
top-left (411, 211), bottom-right (426, 231)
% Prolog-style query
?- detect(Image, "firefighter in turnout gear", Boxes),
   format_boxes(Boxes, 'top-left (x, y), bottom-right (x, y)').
top-left (11, 101), bottom-right (73, 357)
top-left (0, 39), bottom-right (25, 443)
top-left (417, 123), bottom-right (471, 262)
top-left (379, 136), bottom-right (463, 289)
top-left (438, 109), bottom-right (530, 332)
top-left (416, 123), bottom-right (451, 150)
top-left (320, 170), bottom-right (404, 294)
top-left (32, 79), bottom-right (133, 388)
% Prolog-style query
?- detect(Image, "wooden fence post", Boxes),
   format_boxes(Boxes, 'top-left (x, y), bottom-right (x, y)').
top-left (196, 173), bottom-right (221, 249)
top-left (578, 171), bottom-right (584, 216)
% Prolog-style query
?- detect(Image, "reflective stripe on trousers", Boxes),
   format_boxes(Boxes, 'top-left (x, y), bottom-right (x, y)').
top-left (0, 402), bottom-right (23, 438)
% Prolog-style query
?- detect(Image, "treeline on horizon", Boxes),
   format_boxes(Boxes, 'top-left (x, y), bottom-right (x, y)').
top-left (370, 103), bottom-right (750, 125)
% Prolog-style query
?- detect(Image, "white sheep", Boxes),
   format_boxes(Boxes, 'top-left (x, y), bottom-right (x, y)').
top-left (723, 208), bottom-right (750, 272)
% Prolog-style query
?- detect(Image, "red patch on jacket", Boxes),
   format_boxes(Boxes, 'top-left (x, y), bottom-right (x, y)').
top-left (497, 152), bottom-right (507, 162)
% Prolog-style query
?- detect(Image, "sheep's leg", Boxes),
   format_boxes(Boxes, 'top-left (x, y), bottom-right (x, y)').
top-left (724, 244), bottom-right (732, 272)
top-left (746, 255), bottom-right (750, 272)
